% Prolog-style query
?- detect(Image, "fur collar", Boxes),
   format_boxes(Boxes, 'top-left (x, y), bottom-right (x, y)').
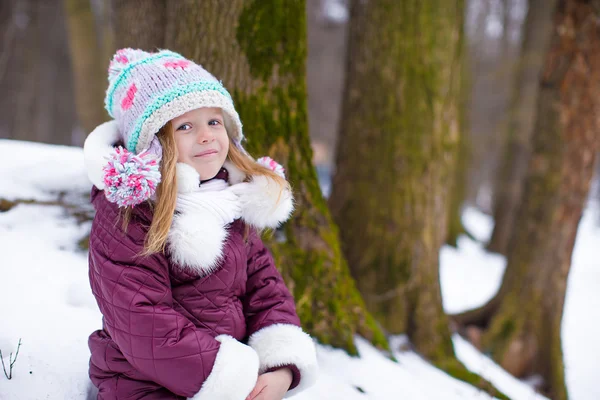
top-left (84, 120), bottom-right (294, 276)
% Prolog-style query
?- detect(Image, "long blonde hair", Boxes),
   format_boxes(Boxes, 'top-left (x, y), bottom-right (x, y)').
top-left (120, 121), bottom-right (289, 256)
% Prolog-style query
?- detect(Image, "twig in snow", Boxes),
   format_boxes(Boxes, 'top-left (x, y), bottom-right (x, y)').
top-left (1, 338), bottom-right (22, 380)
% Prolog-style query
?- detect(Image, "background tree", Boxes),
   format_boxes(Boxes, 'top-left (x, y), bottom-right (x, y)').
top-left (328, 2), bottom-right (508, 396)
top-left (112, 0), bottom-right (166, 50)
top-left (487, 0), bottom-right (557, 254)
top-left (63, 0), bottom-right (107, 135)
top-left (331, 0), bottom-right (462, 358)
top-left (0, 0), bottom-right (77, 145)
top-left (454, 1), bottom-right (600, 398)
top-left (447, 15), bottom-right (472, 247)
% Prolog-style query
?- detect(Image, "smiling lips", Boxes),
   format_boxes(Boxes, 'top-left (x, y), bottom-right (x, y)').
top-left (194, 149), bottom-right (218, 157)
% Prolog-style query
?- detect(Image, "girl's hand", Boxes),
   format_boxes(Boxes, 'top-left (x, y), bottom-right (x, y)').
top-left (245, 368), bottom-right (293, 400)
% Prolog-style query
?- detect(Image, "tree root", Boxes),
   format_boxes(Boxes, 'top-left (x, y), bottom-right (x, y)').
top-left (449, 294), bottom-right (502, 330)
top-left (434, 357), bottom-right (511, 400)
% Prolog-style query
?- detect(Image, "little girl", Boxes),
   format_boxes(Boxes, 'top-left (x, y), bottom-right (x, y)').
top-left (83, 48), bottom-right (318, 400)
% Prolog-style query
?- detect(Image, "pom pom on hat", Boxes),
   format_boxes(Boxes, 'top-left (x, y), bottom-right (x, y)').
top-left (257, 156), bottom-right (286, 178)
top-left (107, 48), bottom-right (149, 85)
top-left (102, 146), bottom-right (161, 207)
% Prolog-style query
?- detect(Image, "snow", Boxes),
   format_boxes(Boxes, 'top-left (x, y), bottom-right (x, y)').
top-left (454, 335), bottom-right (546, 400)
top-left (320, 0), bottom-right (349, 25)
top-left (0, 140), bottom-right (91, 202)
top-left (0, 139), bottom-right (597, 399)
top-left (441, 204), bottom-right (600, 400)
top-left (440, 221), bottom-right (506, 314)
top-left (562, 204), bottom-right (600, 400)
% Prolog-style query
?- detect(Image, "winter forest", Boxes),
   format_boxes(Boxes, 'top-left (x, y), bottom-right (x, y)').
top-left (1, 0), bottom-right (599, 399)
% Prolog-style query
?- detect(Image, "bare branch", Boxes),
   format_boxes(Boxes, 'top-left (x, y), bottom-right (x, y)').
top-left (1, 338), bottom-right (22, 380)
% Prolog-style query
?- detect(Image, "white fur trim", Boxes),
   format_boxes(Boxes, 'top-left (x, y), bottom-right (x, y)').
top-left (167, 210), bottom-right (227, 276)
top-left (83, 120), bottom-right (120, 189)
top-left (177, 162), bottom-right (230, 194)
top-left (177, 162), bottom-right (201, 193)
top-left (234, 175), bottom-right (294, 229)
top-left (248, 324), bottom-right (318, 398)
top-left (188, 334), bottom-right (259, 400)
top-left (223, 160), bottom-right (247, 185)
top-left (169, 163), bottom-right (236, 273)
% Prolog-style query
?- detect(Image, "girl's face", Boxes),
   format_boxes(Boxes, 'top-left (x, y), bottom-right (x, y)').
top-left (172, 107), bottom-right (229, 181)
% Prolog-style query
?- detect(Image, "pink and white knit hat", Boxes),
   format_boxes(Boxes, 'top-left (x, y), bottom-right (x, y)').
top-left (98, 48), bottom-right (246, 207)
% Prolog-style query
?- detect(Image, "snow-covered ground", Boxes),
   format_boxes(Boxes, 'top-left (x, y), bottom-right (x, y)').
top-left (0, 139), bottom-right (597, 399)
top-left (441, 203), bottom-right (600, 400)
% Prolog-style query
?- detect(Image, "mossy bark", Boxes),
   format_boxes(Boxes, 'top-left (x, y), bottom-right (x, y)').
top-left (487, 0), bottom-right (557, 255)
top-left (446, 6), bottom-right (471, 247)
top-left (164, 0), bottom-right (387, 353)
top-left (63, 0), bottom-right (108, 134)
top-left (329, 4), bottom-right (510, 396)
top-left (456, 2), bottom-right (600, 399)
top-left (330, 0), bottom-right (462, 360)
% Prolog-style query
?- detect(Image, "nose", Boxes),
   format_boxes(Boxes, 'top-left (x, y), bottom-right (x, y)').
top-left (196, 125), bottom-right (215, 144)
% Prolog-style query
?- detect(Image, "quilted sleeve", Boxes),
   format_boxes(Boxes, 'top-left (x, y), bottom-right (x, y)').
top-left (88, 200), bottom-right (258, 399)
top-left (242, 227), bottom-right (319, 397)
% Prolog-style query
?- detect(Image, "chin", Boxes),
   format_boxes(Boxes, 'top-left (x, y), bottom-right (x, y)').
top-left (201, 170), bottom-right (219, 180)
top-left (195, 164), bottom-right (222, 180)
top-left (186, 155), bottom-right (226, 180)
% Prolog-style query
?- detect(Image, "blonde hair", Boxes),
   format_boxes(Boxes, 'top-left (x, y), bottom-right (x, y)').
top-left (120, 121), bottom-right (289, 256)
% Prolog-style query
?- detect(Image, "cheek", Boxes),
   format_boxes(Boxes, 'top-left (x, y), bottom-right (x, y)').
top-left (218, 130), bottom-right (230, 153)
top-left (174, 135), bottom-right (188, 162)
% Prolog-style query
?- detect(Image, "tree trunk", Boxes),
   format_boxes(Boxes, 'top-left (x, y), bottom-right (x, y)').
top-left (447, 9), bottom-right (471, 247)
top-left (487, 0), bottom-right (557, 255)
top-left (162, 0), bottom-right (386, 354)
top-left (63, 0), bottom-right (108, 135)
top-left (112, 0), bottom-right (166, 50)
top-left (330, 0), bottom-right (463, 358)
top-left (456, 2), bottom-right (600, 399)
top-left (0, 0), bottom-right (75, 144)
top-left (329, 5), bottom-right (512, 396)
top-left (0, 0), bottom-right (77, 144)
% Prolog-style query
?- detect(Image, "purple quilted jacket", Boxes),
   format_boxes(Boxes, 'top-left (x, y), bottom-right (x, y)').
top-left (85, 159), bottom-right (318, 399)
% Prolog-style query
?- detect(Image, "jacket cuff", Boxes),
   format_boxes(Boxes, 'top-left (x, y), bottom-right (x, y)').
top-left (188, 335), bottom-right (259, 400)
top-left (248, 324), bottom-right (318, 398)
top-left (264, 364), bottom-right (301, 391)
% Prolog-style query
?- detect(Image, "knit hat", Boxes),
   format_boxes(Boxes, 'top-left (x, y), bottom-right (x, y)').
top-left (100, 48), bottom-right (245, 207)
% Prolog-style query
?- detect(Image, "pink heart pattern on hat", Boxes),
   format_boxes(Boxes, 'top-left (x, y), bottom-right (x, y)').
top-left (164, 60), bottom-right (191, 70)
top-left (121, 83), bottom-right (137, 111)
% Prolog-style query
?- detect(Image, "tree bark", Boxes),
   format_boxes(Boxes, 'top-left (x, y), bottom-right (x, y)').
top-left (330, 0), bottom-right (463, 359)
top-left (457, 2), bottom-right (600, 398)
top-left (447, 9), bottom-right (471, 247)
top-left (0, 0), bottom-right (77, 144)
top-left (63, 0), bottom-right (108, 135)
top-left (487, 0), bottom-right (557, 255)
top-left (112, 0), bottom-right (166, 50)
top-left (329, 5), bottom-right (512, 396)
top-left (161, 0), bottom-right (386, 354)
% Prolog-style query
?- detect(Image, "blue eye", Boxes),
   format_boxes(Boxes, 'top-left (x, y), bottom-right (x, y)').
top-left (208, 119), bottom-right (222, 126)
top-left (177, 123), bottom-right (192, 131)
